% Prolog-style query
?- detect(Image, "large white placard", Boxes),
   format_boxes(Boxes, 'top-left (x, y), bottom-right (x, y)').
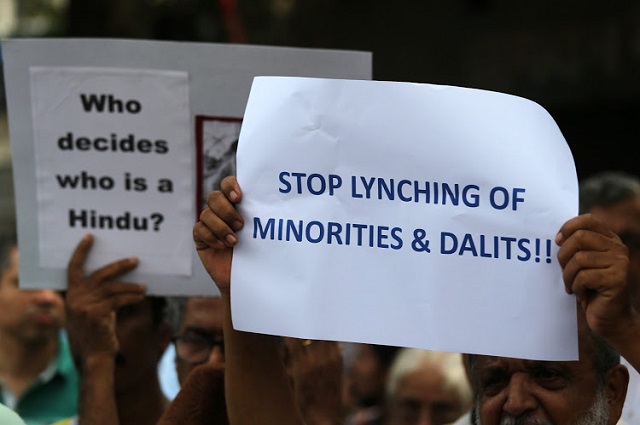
top-left (232, 77), bottom-right (579, 360)
top-left (2, 39), bottom-right (371, 295)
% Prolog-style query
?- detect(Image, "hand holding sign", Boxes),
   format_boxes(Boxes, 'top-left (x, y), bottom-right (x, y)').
top-left (193, 176), bottom-right (244, 295)
top-left (556, 215), bottom-right (640, 356)
top-left (66, 233), bottom-right (147, 361)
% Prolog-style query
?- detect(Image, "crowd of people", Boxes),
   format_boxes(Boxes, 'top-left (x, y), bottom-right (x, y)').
top-left (0, 170), bottom-right (638, 425)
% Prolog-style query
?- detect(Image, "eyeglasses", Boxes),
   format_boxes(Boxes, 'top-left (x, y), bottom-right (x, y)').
top-left (171, 329), bottom-right (224, 365)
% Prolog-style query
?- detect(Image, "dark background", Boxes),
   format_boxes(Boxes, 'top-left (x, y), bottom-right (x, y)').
top-left (2, 0), bottom-right (638, 185)
top-left (60, 0), bottom-right (640, 180)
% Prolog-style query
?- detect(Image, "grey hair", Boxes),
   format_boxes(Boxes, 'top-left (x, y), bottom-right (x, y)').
top-left (386, 348), bottom-right (472, 407)
top-left (164, 296), bottom-right (188, 334)
top-left (579, 171), bottom-right (640, 214)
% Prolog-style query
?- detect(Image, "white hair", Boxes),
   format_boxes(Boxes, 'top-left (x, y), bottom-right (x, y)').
top-left (386, 348), bottom-right (472, 407)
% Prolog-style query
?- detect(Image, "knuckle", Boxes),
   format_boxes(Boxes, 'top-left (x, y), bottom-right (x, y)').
top-left (573, 229), bottom-right (589, 246)
top-left (208, 190), bottom-right (224, 205)
top-left (198, 207), bottom-right (209, 222)
top-left (572, 250), bottom-right (590, 268)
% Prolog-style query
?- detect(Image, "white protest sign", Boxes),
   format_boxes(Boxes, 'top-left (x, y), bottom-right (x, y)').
top-left (30, 67), bottom-right (192, 275)
top-left (2, 39), bottom-right (371, 295)
top-left (232, 77), bottom-right (579, 361)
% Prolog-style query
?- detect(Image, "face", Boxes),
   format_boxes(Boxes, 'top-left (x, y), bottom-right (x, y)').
top-left (347, 344), bottom-right (387, 407)
top-left (174, 297), bottom-right (224, 385)
top-left (0, 247), bottom-right (65, 344)
top-left (589, 195), bottom-right (640, 308)
top-left (473, 323), bottom-right (624, 425)
top-left (475, 356), bottom-right (601, 425)
top-left (388, 363), bottom-right (469, 425)
top-left (114, 298), bottom-right (170, 395)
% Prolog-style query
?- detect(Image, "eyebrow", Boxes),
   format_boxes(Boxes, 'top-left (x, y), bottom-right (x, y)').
top-left (183, 326), bottom-right (223, 337)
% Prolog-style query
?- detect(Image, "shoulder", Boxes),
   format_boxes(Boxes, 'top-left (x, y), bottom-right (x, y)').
top-left (0, 403), bottom-right (26, 425)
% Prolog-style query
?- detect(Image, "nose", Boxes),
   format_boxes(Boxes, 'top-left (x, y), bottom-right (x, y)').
top-left (416, 415), bottom-right (434, 425)
top-left (31, 289), bottom-right (61, 307)
top-left (208, 345), bottom-right (225, 367)
top-left (503, 373), bottom-right (537, 417)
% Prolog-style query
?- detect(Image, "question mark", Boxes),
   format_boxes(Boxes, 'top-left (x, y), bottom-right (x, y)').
top-left (150, 213), bottom-right (164, 231)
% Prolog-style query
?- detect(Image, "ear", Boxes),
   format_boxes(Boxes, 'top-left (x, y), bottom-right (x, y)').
top-left (604, 364), bottom-right (629, 425)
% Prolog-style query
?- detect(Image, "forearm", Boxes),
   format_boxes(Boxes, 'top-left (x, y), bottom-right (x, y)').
top-left (157, 365), bottom-right (228, 425)
top-left (222, 294), bottom-right (303, 425)
top-left (77, 355), bottom-right (119, 425)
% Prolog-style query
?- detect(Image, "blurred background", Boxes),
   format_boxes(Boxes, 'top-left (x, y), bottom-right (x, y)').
top-left (1, 0), bottom-right (638, 235)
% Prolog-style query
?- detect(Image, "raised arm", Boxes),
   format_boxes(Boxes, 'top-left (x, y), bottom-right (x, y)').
top-left (193, 176), bottom-right (303, 425)
top-left (557, 214), bottom-right (640, 372)
top-left (66, 234), bottom-right (146, 425)
top-left (283, 338), bottom-right (344, 425)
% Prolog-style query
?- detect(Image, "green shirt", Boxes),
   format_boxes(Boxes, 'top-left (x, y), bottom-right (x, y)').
top-left (0, 403), bottom-right (26, 425)
top-left (0, 334), bottom-right (79, 425)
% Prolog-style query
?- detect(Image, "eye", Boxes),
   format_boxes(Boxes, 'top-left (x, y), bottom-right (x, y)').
top-left (532, 367), bottom-right (566, 389)
top-left (479, 370), bottom-right (509, 396)
top-left (431, 402), bottom-right (460, 424)
top-left (397, 399), bottom-right (420, 422)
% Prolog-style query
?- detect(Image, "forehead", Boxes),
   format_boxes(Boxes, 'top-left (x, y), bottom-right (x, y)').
top-left (590, 195), bottom-right (640, 235)
top-left (182, 297), bottom-right (223, 330)
top-left (475, 356), bottom-right (590, 376)
top-left (476, 318), bottom-right (598, 377)
top-left (398, 363), bottom-right (450, 396)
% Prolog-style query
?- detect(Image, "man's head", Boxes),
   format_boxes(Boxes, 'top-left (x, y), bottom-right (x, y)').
top-left (0, 236), bottom-right (65, 345)
top-left (167, 296), bottom-right (224, 385)
top-left (385, 349), bottom-right (472, 425)
top-left (469, 316), bottom-right (628, 425)
top-left (580, 172), bottom-right (640, 309)
top-left (113, 296), bottom-right (171, 395)
top-left (346, 344), bottom-right (401, 408)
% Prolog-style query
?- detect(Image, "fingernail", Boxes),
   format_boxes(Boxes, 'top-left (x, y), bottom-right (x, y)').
top-left (226, 234), bottom-right (237, 245)
top-left (232, 221), bottom-right (243, 231)
top-left (229, 190), bottom-right (239, 202)
top-left (555, 232), bottom-right (563, 245)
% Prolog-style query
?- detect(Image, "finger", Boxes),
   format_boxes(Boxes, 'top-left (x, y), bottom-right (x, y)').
top-left (204, 190), bottom-right (244, 232)
top-left (67, 234), bottom-right (93, 286)
top-left (194, 220), bottom-right (231, 251)
top-left (197, 206), bottom-right (239, 247)
top-left (562, 249), bottom-right (626, 293)
top-left (556, 214), bottom-right (617, 246)
top-left (99, 281), bottom-right (147, 297)
top-left (220, 175), bottom-right (242, 203)
top-left (557, 229), bottom-right (621, 269)
top-left (572, 266), bottom-right (626, 298)
top-left (109, 292), bottom-right (147, 312)
top-left (87, 257), bottom-right (140, 285)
